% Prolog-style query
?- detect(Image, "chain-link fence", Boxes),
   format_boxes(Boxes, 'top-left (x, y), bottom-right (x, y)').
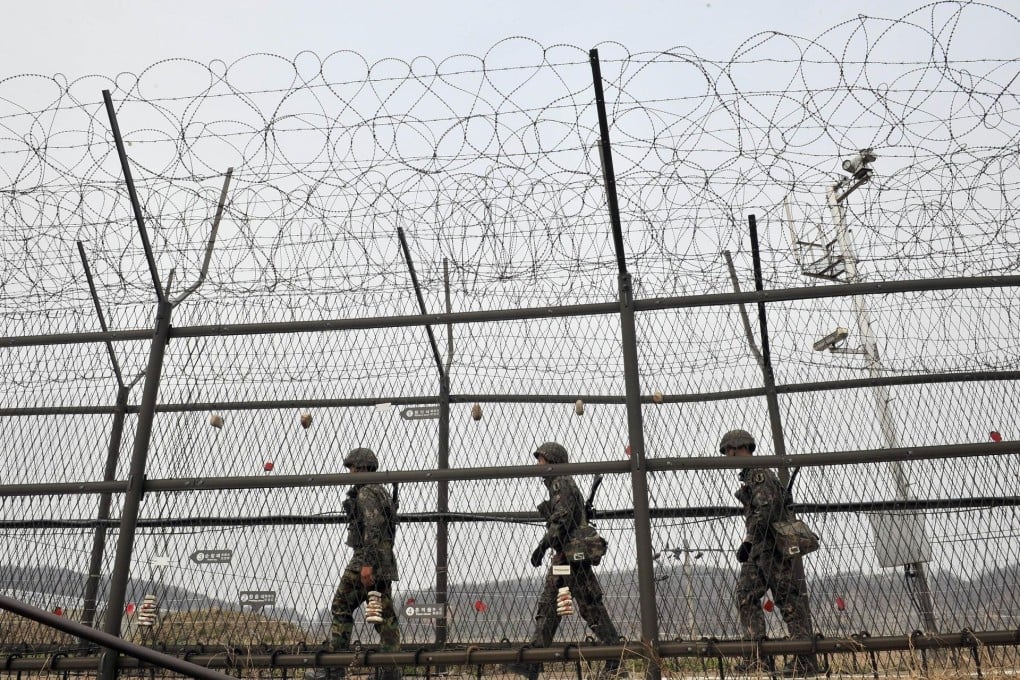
top-left (2, 3), bottom-right (1020, 678)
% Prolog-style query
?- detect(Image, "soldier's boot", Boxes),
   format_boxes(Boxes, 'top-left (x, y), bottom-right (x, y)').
top-left (506, 662), bottom-right (541, 680)
top-left (304, 668), bottom-right (345, 680)
top-left (780, 655), bottom-right (820, 677)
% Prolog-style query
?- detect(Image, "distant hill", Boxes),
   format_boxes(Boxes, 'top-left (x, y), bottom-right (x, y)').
top-left (2, 563), bottom-right (231, 609)
top-left (0, 563), bottom-right (304, 624)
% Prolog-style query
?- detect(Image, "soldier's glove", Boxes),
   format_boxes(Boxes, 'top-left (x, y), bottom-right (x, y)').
top-left (736, 541), bottom-right (752, 563)
top-left (530, 544), bottom-right (548, 568)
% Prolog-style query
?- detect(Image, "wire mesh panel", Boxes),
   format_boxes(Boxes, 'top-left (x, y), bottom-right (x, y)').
top-left (2, 3), bottom-right (1020, 678)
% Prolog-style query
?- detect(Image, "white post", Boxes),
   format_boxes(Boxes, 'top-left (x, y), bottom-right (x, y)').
top-left (825, 187), bottom-right (913, 499)
top-left (825, 182), bottom-right (938, 633)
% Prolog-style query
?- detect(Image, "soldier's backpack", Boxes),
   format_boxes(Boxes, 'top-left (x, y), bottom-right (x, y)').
top-left (564, 523), bottom-right (608, 566)
top-left (772, 467), bottom-right (820, 558)
top-left (771, 517), bottom-right (820, 557)
top-left (563, 474), bottom-right (609, 565)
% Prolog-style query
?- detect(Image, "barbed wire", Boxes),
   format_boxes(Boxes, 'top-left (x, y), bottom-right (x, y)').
top-left (1, 2), bottom-right (1016, 323)
top-left (0, 1), bottom-right (1017, 409)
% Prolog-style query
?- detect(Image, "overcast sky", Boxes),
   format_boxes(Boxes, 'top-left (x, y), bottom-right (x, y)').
top-left (6, 0), bottom-right (1012, 77)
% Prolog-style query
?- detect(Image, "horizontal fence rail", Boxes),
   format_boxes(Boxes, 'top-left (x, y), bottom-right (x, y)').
top-left (3, 275), bottom-right (1019, 350)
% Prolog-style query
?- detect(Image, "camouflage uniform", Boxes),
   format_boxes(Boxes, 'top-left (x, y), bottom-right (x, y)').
top-left (329, 482), bottom-right (400, 652)
top-left (734, 466), bottom-right (811, 640)
top-left (510, 443), bottom-right (621, 680)
top-left (532, 474), bottom-right (620, 647)
top-left (324, 447), bottom-right (400, 680)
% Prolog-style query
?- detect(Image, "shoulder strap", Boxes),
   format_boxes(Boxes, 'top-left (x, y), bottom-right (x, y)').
top-left (785, 467), bottom-right (801, 506)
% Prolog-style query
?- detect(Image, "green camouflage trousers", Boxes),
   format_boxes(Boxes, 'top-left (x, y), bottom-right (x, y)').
top-left (736, 551), bottom-right (811, 640)
top-left (330, 568), bottom-right (400, 652)
top-left (532, 555), bottom-right (620, 647)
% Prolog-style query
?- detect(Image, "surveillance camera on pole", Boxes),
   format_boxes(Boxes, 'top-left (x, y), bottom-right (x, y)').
top-left (833, 149), bottom-right (877, 203)
top-left (812, 327), bottom-right (867, 355)
top-left (842, 148), bottom-right (877, 180)
top-left (812, 327), bottom-right (849, 352)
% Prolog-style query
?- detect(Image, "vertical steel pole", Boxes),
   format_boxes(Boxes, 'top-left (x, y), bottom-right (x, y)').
top-left (590, 49), bottom-right (660, 680)
top-left (435, 261), bottom-right (453, 648)
top-left (99, 299), bottom-right (172, 680)
top-left (747, 215), bottom-right (817, 658)
top-left (102, 90), bottom-right (164, 304)
top-left (396, 231), bottom-right (450, 646)
top-left (436, 374), bottom-right (450, 648)
top-left (683, 540), bottom-right (696, 638)
top-left (81, 385), bottom-right (130, 629)
top-left (98, 88), bottom-right (173, 680)
top-left (746, 216), bottom-right (789, 476)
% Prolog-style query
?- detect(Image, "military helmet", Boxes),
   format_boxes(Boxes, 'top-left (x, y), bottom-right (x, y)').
top-left (719, 429), bottom-right (756, 454)
top-left (343, 447), bottom-right (379, 471)
top-left (534, 441), bottom-right (569, 464)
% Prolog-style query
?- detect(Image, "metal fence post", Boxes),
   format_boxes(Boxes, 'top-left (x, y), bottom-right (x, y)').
top-left (437, 373), bottom-right (450, 648)
top-left (97, 88), bottom-right (176, 680)
top-left (590, 48), bottom-right (661, 680)
top-left (436, 258), bottom-right (454, 649)
top-left (747, 216), bottom-right (789, 469)
top-left (396, 228), bottom-right (450, 647)
top-left (99, 298), bottom-right (172, 680)
top-left (81, 384), bottom-right (130, 629)
top-left (747, 214), bottom-right (817, 660)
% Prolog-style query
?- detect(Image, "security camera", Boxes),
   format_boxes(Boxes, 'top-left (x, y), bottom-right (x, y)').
top-left (841, 149), bottom-right (877, 179)
top-left (813, 327), bottom-right (849, 352)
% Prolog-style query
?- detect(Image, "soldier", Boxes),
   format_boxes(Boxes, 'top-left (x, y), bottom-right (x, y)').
top-left (722, 429), bottom-right (818, 678)
top-left (507, 442), bottom-right (623, 680)
top-left (308, 447), bottom-right (400, 680)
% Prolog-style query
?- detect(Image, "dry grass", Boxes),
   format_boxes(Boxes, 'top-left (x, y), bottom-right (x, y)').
top-left (126, 608), bottom-right (314, 647)
top-left (0, 611), bottom-right (79, 645)
top-left (0, 608), bottom-right (313, 648)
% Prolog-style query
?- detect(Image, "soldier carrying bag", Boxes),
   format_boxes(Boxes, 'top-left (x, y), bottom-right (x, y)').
top-left (772, 468), bottom-right (820, 558)
top-left (563, 475), bottom-right (608, 565)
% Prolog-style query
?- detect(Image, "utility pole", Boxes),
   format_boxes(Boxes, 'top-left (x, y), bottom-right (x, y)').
top-left (823, 156), bottom-right (939, 634)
